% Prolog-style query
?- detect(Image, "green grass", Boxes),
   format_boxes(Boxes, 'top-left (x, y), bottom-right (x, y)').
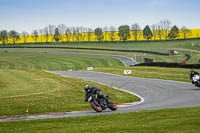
top-left (3, 39), bottom-right (200, 51)
top-left (2, 39), bottom-right (200, 64)
top-left (95, 66), bottom-right (198, 82)
top-left (0, 52), bottom-right (123, 70)
top-left (1, 107), bottom-right (200, 133)
top-left (0, 69), bottom-right (138, 117)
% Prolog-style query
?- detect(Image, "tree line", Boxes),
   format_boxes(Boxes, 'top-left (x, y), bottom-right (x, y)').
top-left (0, 19), bottom-right (195, 44)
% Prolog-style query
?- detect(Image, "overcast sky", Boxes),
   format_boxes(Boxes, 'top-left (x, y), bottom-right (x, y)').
top-left (0, 0), bottom-right (199, 33)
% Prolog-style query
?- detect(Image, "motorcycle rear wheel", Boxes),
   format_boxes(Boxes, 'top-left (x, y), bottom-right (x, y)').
top-left (108, 103), bottom-right (117, 111)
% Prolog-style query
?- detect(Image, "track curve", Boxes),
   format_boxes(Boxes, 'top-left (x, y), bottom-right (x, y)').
top-left (1, 71), bottom-right (200, 122)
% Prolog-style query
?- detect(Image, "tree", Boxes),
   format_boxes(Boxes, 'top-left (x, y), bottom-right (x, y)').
top-left (31, 30), bottom-right (39, 43)
top-left (94, 27), bottom-right (104, 43)
top-left (109, 26), bottom-right (116, 42)
top-left (0, 30), bottom-right (8, 45)
top-left (160, 19), bottom-right (171, 40)
top-left (143, 25), bottom-right (153, 40)
top-left (168, 25), bottom-right (180, 40)
top-left (48, 25), bottom-right (55, 42)
top-left (74, 27), bottom-right (81, 42)
top-left (181, 26), bottom-right (192, 39)
top-left (156, 23), bottom-right (162, 40)
top-left (79, 26), bottom-right (87, 42)
top-left (131, 23), bottom-right (141, 41)
top-left (87, 28), bottom-right (93, 42)
top-left (43, 27), bottom-right (49, 43)
top-left (9, 30), bottom-right (20, 44)
top-left (38, 29), bottom-right (43, 42)
top-left (118, 25), bottom-right (130, 42)
top-left (65, 27), bottom-right (72, 42)
top-left (151, 24), bottom-right (157, 40)
top-left (21, 32), bottom-right (29, 43)
top-left (103, 26), bottom-right (108, 42)
top-left (58, 24), bottom-right (66, 42)
top-left (54, 28), bottom-right (60, 42)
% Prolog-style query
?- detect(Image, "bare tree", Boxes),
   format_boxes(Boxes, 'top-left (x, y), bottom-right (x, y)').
top-left (103, 26), bottom-right (108, 42)
top-left (181, 26), bottom-right (192, 39)
top-left (160, 20), bottom-right (171, 40)
top-left (151, 24), bottom-right (157, 40)
top-left (65, 27), bottom-right (72, 42)
top-left (48, 25), bottom-right (55, 42)
top-left (71, 27), bottom-right (77, 42)
top-left (131, 23), bottom-right (141, 41)
top-left (109, 26), bottom-right (116, 42)
top-left (156, 23), bottom-right (162, 40)
top-left (87, 28), bottom-right (93, 42)
top-left (38, 29), bottom-right (43, 42)
top-left (58, 24), bottom-right (66, 42)
top-left (21, 32), bottom-right (29, 43)
top-left (43, 27), bottom-right (49, 43)
top-left (31, 30), bottom-right (39, 43)
top-left (75, 27), bottom-right (81, 42)
top-left (79, 26), bottom-right (87, 42)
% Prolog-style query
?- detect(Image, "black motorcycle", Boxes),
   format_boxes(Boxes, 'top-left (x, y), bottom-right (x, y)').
top-left (190, 70), bottom-right (200, 87)
top-left (84, 85), bottom-right (117, 112)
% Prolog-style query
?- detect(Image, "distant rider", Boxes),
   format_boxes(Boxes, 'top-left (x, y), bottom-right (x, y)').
top-left (190, 69), bottom-right (199, 84)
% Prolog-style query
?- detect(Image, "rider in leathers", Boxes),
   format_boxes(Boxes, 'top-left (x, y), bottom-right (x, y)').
top-left (190, 69), bottom-right (200, 85)
top-left (84, 85), bottom-right (109, 102)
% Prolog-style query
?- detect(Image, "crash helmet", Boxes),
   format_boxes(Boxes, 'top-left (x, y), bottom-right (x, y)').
top-left (191, 69), bottom-right (195, 74)
top-left (84, 85), bottom-right (90, 91)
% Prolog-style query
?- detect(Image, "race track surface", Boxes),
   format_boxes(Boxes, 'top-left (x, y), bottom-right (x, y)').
top-left (1, 71), bottom-right (200, 122)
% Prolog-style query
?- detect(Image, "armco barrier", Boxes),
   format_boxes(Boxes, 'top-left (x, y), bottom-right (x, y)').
top-left (134, 62), bottom-right (200, 69)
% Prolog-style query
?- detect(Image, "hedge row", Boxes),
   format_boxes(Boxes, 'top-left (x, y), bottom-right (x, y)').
top-left (134, 62), bottom-right (200, 69)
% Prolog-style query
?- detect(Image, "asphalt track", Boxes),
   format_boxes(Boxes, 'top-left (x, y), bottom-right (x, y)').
top-left (1, 70), bottom-right (200, 122)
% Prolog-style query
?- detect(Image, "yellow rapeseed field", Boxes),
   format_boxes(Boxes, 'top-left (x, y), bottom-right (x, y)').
top-left (1, 29), bottom-right (200, 44)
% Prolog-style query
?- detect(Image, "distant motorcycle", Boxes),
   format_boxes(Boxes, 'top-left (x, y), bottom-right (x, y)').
top-left (190, 70), bottom-right (200, 87)
top-left (84, 85), bottom-right (117, 112)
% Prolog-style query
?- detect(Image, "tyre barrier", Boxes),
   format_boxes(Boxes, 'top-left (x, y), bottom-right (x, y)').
top-left (134, 62), bottom-right (200, 69)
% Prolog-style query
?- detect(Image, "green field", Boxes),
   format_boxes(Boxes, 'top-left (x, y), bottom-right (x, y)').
top-left (1, 39), bottom-right (200, 64)
top-left (0, 40), bottom-right (200, 132)
top-left (2, 39), bottom-right (200, 51)
top-left (0, 52), bottom-right (139, 117)
top-left (0, 52), bottom-right (123, 70)
top-left (1, 107), bottom-right (200, 133)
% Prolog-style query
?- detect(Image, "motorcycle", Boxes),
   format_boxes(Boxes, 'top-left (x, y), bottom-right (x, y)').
top-left (190, 70), bottom-right (200, 87)
top-left (85, 86), bottom-right (117, 112)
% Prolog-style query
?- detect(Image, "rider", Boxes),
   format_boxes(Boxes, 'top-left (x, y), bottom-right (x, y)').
top-left (190, 69), bottom-right (200, 84)
top-left (84, 85), bottom-right (109, 102)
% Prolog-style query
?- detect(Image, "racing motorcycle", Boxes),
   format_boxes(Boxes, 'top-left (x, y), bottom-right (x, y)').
top-left (190, 70), bottom-right (200, 87)
top-left (84, 85), bottom-right (117, 112)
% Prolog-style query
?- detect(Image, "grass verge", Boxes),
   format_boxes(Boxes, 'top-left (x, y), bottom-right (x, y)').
top-left (0, 106), bottom-right (200, 133)
top-left (95, 66), bottom-right (200, 82)
top-left (0, 69), bottom-right (138, 117)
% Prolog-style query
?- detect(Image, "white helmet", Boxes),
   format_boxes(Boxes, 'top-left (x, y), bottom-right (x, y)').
top-left (84, 85), bottom-right (90, 91)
